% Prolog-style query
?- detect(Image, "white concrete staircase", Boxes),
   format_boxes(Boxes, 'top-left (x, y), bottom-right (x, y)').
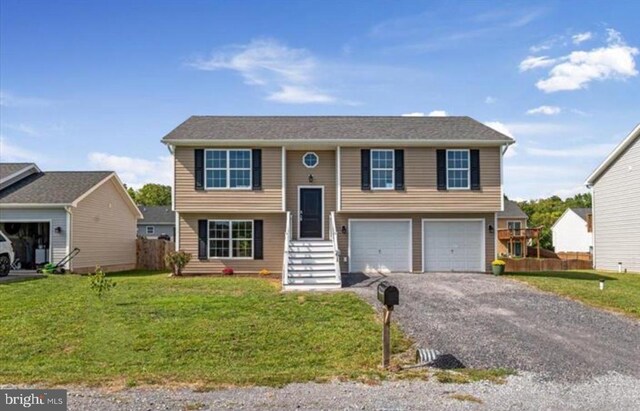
top-left (282, 212), bottom-right (342, 290)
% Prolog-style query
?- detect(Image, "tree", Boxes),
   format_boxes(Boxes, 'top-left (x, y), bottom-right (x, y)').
top-left (132, 184), bottom-right (171, 206)
top-left (127, 187), bottom-right (137, 204)
top-left (517, 193), bottom-right (592, 250)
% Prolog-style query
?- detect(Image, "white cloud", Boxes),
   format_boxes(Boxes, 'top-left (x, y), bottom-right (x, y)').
top-left (401, 110), bottom-right (448, 117)
top-left (87, 152), bottom-right (173, 189)
top-left (2, 123), bottom-right (40, 136)
top-left (526, 143), bottom-right (616, 158)
top-left (572, 32), bottom-right (592, 45)
top-left (0, 136), bottom-right (41, 162)
top-left (485, 96), bottom-right (496, 104)
top-left (0, 90), bottom-right (51, 108)
top-left (519, 55), bottom-right (557, 71)
top-left (188, 38), bottom-right (339, 104)
top-left (484, 121), bottom-right (514, 138)
top-left (535, 29), bottom-right (638, 92)
top-left (526, 105), bottom-right (561, 115)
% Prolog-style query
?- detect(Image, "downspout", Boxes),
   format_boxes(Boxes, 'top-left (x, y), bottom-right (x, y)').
top-left (65, 206), bottom-right (73, 271)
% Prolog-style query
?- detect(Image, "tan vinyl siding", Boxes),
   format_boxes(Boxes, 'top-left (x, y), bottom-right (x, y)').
top-left (179, 212), bottom-right (285, 275)
top-left (592, 136), bottom-right (640, 272)
top-left (497, 217), bottom-right (527, 255)
top-left (335, 212), bottom-right (495, 273)
top-left (339, 147), bottom-right (502, 212)
top-left (71, 177), bottom-right (138, 273)
top-left (174, 146), bottom-right (283, 212)
top-left (285, 150), bottom-right (336, 239)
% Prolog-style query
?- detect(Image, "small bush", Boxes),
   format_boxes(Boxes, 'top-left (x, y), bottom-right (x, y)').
top-left (222, 267), bottom-right (234, 276)
top-left (165, 250), bottom-right (192, 276)
top-left (259, 268), bottom-right (271, 276)
top-left (88, 266), bottom-right (116, 299)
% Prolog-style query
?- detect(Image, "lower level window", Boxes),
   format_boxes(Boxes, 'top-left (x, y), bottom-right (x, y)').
top-left (208, 220), bottom-right (253, 258)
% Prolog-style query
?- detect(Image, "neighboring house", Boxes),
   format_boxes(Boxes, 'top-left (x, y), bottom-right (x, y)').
top-left (0, 163), bottom-right (142, 273)
top-left (163, 116), bottom-right (514, 288)
top-left (586, 124), bottom-right (640, 273)
top-left (496, 199), bottom-right (528, 257)
top-left (551, 208), bottom-right (593, 253)
top-left (137, 206), bottom-right (176, 240)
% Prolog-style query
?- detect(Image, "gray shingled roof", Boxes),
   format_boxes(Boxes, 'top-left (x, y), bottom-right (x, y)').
top-left (0, 171), bottom-right (113, 204)
top-left (498, 199), bottom-right (528, 219)
top-left (571, 207), bottom-right (592, 222)
top-left (162, 116), bottom-right (515, 143)
top-left (138, 206), bottom-right (175, 224)
top-left (0, 163), bottom-right (36, 180)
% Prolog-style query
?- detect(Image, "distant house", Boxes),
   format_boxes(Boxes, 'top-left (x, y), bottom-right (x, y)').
top-left (0, 163), bottom-right (142, 273)
top-left (137, 206), bottom-right (175, 241)
top-left (496, 199), bottom-right (529, 257)
top-left (586, 124), bottom-right (640, 273)
top-left (551, 208), bottom-right (593, 253)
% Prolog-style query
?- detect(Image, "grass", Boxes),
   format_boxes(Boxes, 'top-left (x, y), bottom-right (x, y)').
top-left (506, 270), bottom-right (640, 319)
top-left (434, 368), bottom-right (514, 384)
top-left (0, 271), bottom-right (411, 387)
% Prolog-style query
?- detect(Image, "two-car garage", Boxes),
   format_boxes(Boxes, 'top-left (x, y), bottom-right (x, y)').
top-left (348, 218), bottom-right (486, 273)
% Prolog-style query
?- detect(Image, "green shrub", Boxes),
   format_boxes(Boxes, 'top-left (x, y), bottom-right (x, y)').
top-left (88, 266), bottom-right (116, 299)
top-left (165, 250), bottom-right (192, 276)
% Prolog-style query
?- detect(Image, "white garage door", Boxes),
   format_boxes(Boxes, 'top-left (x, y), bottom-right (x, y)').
top-left (349, 220), bottom-right (411, 273)
top-left (423, 220), bottom-right (484, 272)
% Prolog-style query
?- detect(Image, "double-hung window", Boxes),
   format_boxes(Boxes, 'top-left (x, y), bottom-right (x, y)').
top-left (146, 226), bottom-right (154, 235)
top-left (507, 221), bottom-right (522, 236)
top-left (208, 220), bottom-right (253, 258)
top-left (205, 149), bottom-right (251, 189)
top-left (371, 149), bottom-right (394, 189)
top-left (446, 149), bottom-right (470, 189)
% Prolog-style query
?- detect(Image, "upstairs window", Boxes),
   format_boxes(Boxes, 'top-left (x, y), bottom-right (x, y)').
top-left (205, 149), bottom-right (252, 189)
top-left (446, 149), bottom-right (470, 189)
top-left (302, 152), bottom-right (319, 168)
top-left (371, 149), bottom-right (394, 189)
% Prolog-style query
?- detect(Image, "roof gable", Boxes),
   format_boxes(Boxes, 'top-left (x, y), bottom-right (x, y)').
top-left (162, 116), bottom-right (515, 145)
top-left (138, 206), bottom-right (175, 224)
top-left (497, 199), bottom-right (528, 219)
top-left (586, 124), bottom-right (640, 186)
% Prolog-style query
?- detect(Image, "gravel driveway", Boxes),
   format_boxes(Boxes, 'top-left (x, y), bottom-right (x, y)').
top-left (346, 272), bottom-right (640, 381)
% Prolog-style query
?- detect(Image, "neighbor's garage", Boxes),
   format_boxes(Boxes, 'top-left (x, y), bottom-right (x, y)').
top-left (349, 219), bottom-right (411, 273)
top-left (423, 219), bottom-right (485, 272)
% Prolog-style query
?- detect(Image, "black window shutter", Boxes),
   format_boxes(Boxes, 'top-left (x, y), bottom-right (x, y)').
top-left (194, 149), bottom-right (204, 190)
top-left (394, 149), bottom-right (405, 191)
top-left (253, 220), bottom-right (263, 260)
top-left (470, 149), bottom-right (481, 191)
top-left (361, 149), bottom-right (371, 190)
top-left (252, 149), bottom-right (262, 190)
top-left (198, 219), bottom-right (208, 260)
top-left (436, 149), bottom-right (447, 191)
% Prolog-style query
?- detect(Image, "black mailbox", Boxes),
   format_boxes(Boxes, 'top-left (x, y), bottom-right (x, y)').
top-left (377, 281), bottom-right (399, 307)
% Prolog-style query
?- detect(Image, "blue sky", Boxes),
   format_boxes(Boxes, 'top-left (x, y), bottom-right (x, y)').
top-left (1, 0), bottom-right (639, 199)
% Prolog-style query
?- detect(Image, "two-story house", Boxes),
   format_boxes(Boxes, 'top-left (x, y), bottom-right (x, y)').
top-left (162, 116), bottom-right (514, 289)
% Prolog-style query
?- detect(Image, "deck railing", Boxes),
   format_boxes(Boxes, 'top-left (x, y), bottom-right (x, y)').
top-left (282, 211), bottom-right (292, 286)
top-left (329, 211), bottom-right (341, 283)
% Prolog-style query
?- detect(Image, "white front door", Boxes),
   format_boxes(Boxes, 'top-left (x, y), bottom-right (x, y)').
top-left (423, 220), bottom-right (484, 272)
top-left (349, 220), bottom-right (411, 273)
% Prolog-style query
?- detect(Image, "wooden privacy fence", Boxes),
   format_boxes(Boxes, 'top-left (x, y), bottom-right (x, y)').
top-left (556, 251), bottom-right (593, 261)
top-left (505, 258), bottom-right (592, 272)
top-left (137, 238), bottom-right (175, 270)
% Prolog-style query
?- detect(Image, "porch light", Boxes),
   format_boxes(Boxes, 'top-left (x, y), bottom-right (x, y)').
top-left (341, 225), bottom-right (347, 234)
top-left (488, 224), bottom-right (494, 234)
top-left (55, 226), bottom-right (62, 234)
top-left (308, 174), bottom-right (314, 183)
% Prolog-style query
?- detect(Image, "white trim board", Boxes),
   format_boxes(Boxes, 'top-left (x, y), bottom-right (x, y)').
top-left (421, 218), bottom-right (486, 272)
top-left (347, 218), bottom-right (413, 273)
top-left (297, 185), bottom-right (325, 240)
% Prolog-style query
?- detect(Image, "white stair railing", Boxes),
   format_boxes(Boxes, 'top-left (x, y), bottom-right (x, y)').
top-left (329, 211), bottom-right (341, 284)
top-left (282, 211), bottom-right (292, 286)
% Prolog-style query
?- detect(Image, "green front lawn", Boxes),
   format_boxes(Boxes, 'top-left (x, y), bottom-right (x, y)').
top-left (0, 272), bottom-right (410, 387)
top-left (506, 270), bottom-right (640, 319)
